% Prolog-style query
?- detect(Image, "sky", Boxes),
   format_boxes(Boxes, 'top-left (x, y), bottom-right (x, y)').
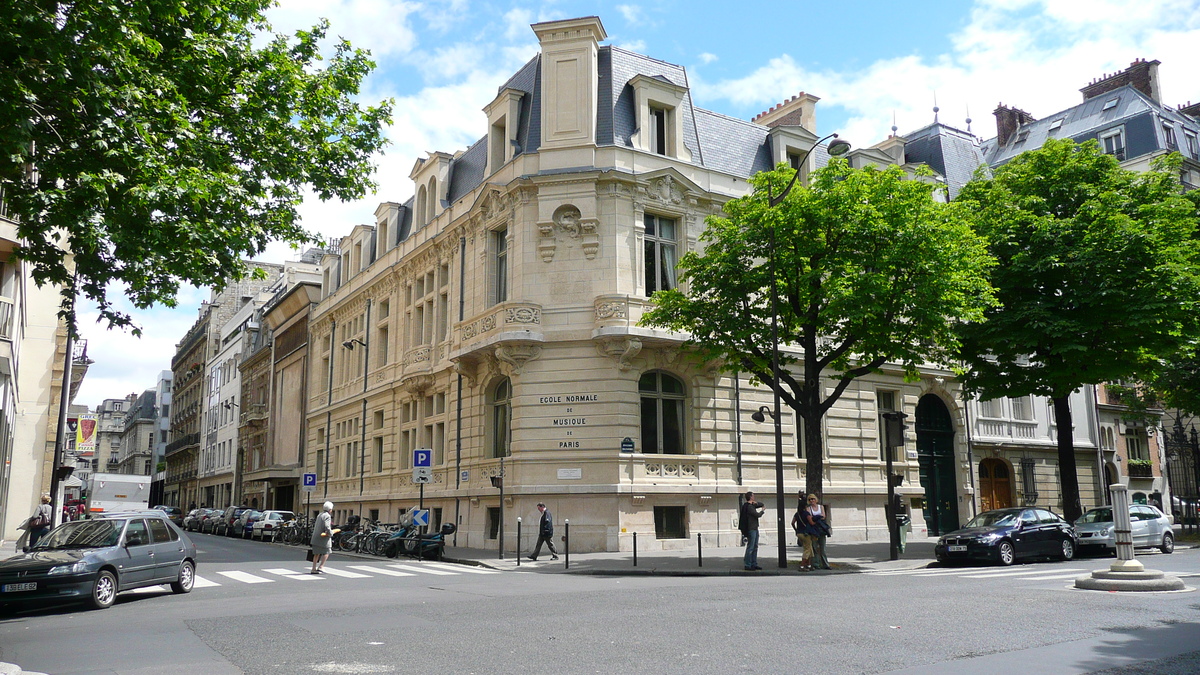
top-left (72, 0), bottom-right (1200, 408)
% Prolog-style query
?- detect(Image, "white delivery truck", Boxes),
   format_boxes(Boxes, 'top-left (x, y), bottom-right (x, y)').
top-left (86, 473), bottom-right (151, 515)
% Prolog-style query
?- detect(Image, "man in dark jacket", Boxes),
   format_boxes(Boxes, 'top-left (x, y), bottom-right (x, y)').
top-left (739, 491), bottom-right (765, 570)
top-left (529, 503), bottom-right (559, 561)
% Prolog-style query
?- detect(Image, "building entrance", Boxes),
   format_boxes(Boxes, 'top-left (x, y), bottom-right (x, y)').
top-left (978, 458), bottom-right (1012, 511)
top-left (916, 394), bottom-right (959, 535)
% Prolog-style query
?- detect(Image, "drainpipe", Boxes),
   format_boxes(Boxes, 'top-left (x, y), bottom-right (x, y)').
top-left (454, 235), bottom-right (466, 546)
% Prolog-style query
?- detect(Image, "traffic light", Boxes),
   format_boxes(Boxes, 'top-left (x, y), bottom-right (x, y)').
top-left (882, 411), bottom-right (909, 448)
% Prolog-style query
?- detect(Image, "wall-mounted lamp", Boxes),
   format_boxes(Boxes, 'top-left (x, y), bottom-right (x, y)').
top-left (343, 338), bottom-right (366, 350)
top-left (750, 405), bottom-right (776, 423)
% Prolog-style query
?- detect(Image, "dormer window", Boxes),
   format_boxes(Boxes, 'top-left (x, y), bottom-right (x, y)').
top-left (484, 88), bottom-right (522, 176)
top-left (1101, 128), bottom-right (1126, 161)
top-left (1102, 97), bottom-right (1119, 112)
top-left (1162, 123), bottom-right (1177, 149)
top-left (1047, 118), bottom-right (1063, 133)
top-left (628, 74), bottom-right (692, 161)
top-left (649, 107), bottom-right (668, 155)
top-left (490, 117), bottom-right (508, 170)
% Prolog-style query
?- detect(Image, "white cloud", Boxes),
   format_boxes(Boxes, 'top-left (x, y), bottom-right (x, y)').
top-left (616, 4), bottom-right (644, 24)
top-left (614, 38), bottom-right (646, 53)
top-left (698, 52), bottom-right (718, 65)
top-left (504, 7), bottom-right (535, 41)
top-left (264, 0), bottom-right (421, 58)
top-left (698, 0), bottom-right (1200, 144)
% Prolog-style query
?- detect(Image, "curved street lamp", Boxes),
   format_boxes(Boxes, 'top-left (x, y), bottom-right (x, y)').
top-left (757, 133), bottom-right (850, 568)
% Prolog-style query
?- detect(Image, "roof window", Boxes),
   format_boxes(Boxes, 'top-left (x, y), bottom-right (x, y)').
top-left (1102, 97), bottom-right (1119, 111)
top-left (1047, 118), bottom-right (1064, 133)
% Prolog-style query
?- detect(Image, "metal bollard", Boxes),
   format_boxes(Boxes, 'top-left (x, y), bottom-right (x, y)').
top-left (633, 531), bottom-right (638, 567)
top-left (564, 520), bottom-right (570, 569)
top-left (698, 532), bottom-right (703, 567)
top-left (516, 517), bottom-right (521, 567)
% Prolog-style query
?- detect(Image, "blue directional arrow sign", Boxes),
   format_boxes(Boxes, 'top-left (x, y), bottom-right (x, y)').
top-left (413, 448), bottom-right (432, 468)
top-left (413, 509), bottom-right (430, 527)
top-left (301, 473), bottom-right (317, 492)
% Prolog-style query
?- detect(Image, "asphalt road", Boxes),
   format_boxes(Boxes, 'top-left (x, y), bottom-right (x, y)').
top-left (2, 532), bottom-right (1198, 674)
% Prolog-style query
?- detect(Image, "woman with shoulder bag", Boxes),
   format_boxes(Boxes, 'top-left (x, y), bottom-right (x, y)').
top-left (806, 493), bottom-right (831, 570)
top-left (791, 491), bottom-right (817, 571)
top-left (27, 494), bottom-right (54, 548)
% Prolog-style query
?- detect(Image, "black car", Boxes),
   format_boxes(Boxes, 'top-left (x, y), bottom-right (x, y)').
top-left (935, 507), bottom-right (1077, 566)
top-left (0, 511), bottom-right (198, 610)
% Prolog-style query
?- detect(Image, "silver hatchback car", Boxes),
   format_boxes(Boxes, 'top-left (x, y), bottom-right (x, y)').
top-left (1074, 504), bottom-right (1175, 555)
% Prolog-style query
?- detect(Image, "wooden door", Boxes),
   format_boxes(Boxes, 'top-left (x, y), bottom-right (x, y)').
top-left (978, 458), bottom-right (1012, 512)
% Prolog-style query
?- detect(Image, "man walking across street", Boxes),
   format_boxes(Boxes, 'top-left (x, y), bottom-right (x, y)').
top-left (739, 491), bottom-right (765, 571)
top-left (528, 502), bottom-right (559, 561)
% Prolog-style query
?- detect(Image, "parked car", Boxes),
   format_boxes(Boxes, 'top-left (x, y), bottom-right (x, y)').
top-left (233, 510), bottom-right (262, 539)
top-left (152, 505), bottom-right (184, 527)
top-left (199, 509), bottom-right (224, 534)
top-left (217, 506), bottom-right (248, 536)
top-left (182, 508), bottom-right (208, 532)
top-left (252, 510), bottom-right (295, 541)
top-left (935, 507), bottom-right (1077, 566)
top-left (0, 510), bottom-right (197, 610)
top-left (1074, 504), bottom-right (1174, 555)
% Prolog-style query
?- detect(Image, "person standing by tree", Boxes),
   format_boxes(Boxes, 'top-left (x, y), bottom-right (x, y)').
top-left (739, 492), bottom-right (765, 571)
top-left (528, 503), bottom-right (559, 561)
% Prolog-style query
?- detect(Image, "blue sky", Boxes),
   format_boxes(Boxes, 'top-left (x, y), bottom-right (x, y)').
top-left (74, 0), bottom-right (1200, 407)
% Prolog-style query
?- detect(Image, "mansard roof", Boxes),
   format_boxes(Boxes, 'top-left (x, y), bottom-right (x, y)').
top-left (902, 122), bottom-right (989, 199)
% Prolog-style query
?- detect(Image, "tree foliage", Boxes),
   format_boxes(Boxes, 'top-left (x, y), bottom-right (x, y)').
top-left (955, 139), bottom-right (1200, 520)
top-left (1, 0), bottom-right (393, 331)
top-left (641, 160), bottom-right (995, 496)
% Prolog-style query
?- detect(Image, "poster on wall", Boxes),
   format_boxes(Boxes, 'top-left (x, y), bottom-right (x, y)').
top-left (76, 413), bottom-right (98, 453)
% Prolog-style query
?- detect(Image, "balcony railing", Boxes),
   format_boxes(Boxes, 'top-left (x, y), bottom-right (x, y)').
top-left (165, 432), bottom-right (199, 456)
top-left (1127, 461), bottom-right (1154, 478)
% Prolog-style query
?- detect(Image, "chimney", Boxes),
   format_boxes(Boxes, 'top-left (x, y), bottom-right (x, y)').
top-left (1179, 101), bottom-right (1200, 122)
top-left (753, 92), bottom-right (820, 133)
top-left (993, 104), bottom-right (1036, 146)
top-left (1080, 59), bottom-right (1162, 103)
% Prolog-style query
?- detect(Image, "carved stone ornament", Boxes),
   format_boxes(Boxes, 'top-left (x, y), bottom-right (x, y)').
top-left (555, 205), bottom-right (583, 238)
top-left (649, 175), bottom-right (683, 205)
top-left (505, 306), bottom-right (541, 326)
top-left (401, 374), bottom-right (435, 395)
top-left (594, 299), bottom-right (628, 321)
top-left (595, 336), bottom-right (642, 371)
top-left (493, 342), bottom-right (542, 376)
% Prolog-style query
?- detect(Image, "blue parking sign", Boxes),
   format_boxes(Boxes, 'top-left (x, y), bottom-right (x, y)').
top-left (414, 448), bottom-right (432, 468)
top-left (302, 472), bottom-right (317, 492)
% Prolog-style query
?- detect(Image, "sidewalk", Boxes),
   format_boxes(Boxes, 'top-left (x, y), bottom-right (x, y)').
top-left (441, 536), bottom-right (940, 576)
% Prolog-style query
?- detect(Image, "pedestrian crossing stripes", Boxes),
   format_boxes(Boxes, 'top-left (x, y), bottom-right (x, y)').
top-left (125, 562), bottom-right (496, 594)
top-left (263, 568), bottom-right (322, 581)
top-left (866, 567), bottom-right (1086, 581)
top-left (347, 565), bottom-right (415, 577)
top-left (218, 570), bottom-right (273, 584)
top-left (387, 563), bottom-right (459, 576)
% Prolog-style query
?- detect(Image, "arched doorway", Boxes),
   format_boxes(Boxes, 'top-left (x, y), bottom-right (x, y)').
top-left (916, 394), bottom-right (960, 535)
top-left (978, 458), bottom-right (1012, 511)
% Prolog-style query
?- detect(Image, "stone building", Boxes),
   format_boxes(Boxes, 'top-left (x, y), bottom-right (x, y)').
top-left (303, 16), bottom-right (968, 552)
top-left (116, 389), bottom-right (157, 475)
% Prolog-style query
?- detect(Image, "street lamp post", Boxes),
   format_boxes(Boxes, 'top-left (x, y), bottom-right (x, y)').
top-left (757, 134), bottom-right (851, 568)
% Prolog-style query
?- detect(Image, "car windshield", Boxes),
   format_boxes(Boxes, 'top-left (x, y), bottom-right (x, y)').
top-left (33, 520), bottom-right (123, 549)
top-left (1078, 508), bottom-right (1113, 524)
top-left (965, 511), bottom-right (1019, 528)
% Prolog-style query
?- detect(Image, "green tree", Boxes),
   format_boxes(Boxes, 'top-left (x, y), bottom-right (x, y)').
top-left (641, 160), bottom-right (995, 497)
top-left (1, 0), bottom-right (392, 331)
top-left (956, 139), bottom-right (1200, 521)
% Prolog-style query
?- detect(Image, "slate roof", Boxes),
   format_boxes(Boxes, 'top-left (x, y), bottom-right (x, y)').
top-left (981, 84), bottom-right (1200, 168)
top-left (902, 123), bottom-right (989, 199)
top-left (404, 40), bottom-right (805, 242)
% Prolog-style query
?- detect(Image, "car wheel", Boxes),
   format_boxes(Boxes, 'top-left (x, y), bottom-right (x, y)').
top-left (1161, 532), bottom-right (1175, 554)
top-left (88, 570), bottom-right (118, 609)
top-left (1059, 538), bottom-right (1075, 561)
top-left (171, 560), bottom-right (195, 594)
top-left (997, 540), bottom-right (1015, 566)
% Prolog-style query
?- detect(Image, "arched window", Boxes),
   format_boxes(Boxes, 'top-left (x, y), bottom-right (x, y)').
top-left (639, 371), bottom-right (685, 454)
top-left (491, 378), bottom-right (511, 458)
top-left (415, 185), bottom-right (428, 228)
top-left (427, 177), bottom-right (438, 224)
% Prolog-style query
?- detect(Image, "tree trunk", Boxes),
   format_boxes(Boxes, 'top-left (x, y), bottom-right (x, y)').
top-left (1052, 395), bottom-right (1083, 522)
top-left (803, 408), bottom-right (824, 499)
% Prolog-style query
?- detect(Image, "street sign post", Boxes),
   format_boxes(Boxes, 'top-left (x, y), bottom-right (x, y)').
top-left (413, 509), bottom-right (430, 527)
top-left (301, 473), bottom-right (317, 492)
top-left (413, 467), bottom-right (433, 483)
top-left (413, 448), bottom-right (432, 468)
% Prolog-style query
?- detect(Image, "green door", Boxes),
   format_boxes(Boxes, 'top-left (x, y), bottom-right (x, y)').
top-left (916, 395), bottom-right (959, 535)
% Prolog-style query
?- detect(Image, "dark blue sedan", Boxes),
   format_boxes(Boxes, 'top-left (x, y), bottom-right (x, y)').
top-left (935, 507), bottom-right (1077, 566)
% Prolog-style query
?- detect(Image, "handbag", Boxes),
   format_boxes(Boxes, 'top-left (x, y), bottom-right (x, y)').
top-left (306, 549), bottom-right (315, 562)
top-left (818, 519), bottom-right (832, 538)
top-left (28, 514), bottom-right (49, 529)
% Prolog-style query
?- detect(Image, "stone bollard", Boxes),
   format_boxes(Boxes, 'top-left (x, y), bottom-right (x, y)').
top-left (1075, 483), bottom-right (1185, 591)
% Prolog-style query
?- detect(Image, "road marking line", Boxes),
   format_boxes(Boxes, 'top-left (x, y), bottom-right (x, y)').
top-left (217, 570), bottom-right (274, 584)
top-left (347, 565), bottom-right (416, 577)
top-left (387, 563), bottom-right (458, 576)
top-left (192, 575), bottom-right (221, 588)
top-left (1017, 573), bottom-right (1089, 581)
top-left (423, 562), bottom-right (500, 574)
top-left (312, 567), bottom-right (371, 578)
top-left (959, 568), bottom-right (1084, 579)
top-left (130, 585), bottom-right (168, 594)
top-left (263, 568), bottom-right (322, 580)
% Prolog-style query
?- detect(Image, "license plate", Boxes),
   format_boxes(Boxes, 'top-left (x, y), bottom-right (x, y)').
top-left (2, 582), bottom-right (37, 592)
top-left (948, 545), bottom-right (967, 552)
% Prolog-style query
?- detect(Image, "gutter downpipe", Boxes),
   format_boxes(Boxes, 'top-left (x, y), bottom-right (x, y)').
top-left (454, 235), bottom-right (466, 546)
